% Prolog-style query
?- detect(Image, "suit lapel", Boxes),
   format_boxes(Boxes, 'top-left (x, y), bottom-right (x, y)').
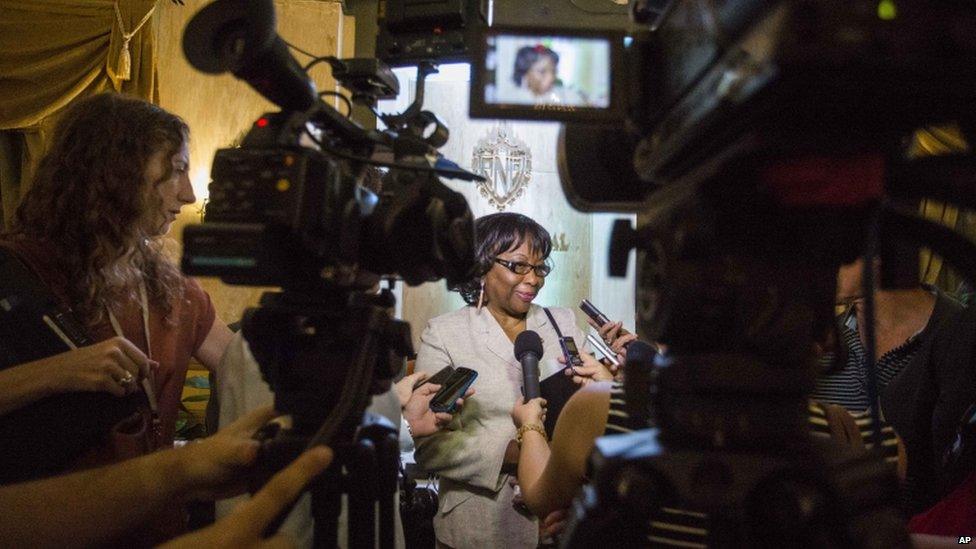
top-left (474, 306), bottom-right (517, 366)
top-left (475, 304), bottom-right (552, 365)
top-left (527, 304), bottom-right (550, 335)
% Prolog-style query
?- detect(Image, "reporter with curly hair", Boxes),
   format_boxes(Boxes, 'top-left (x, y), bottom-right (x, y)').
top-left (0, 93), bottom-right (232, 464)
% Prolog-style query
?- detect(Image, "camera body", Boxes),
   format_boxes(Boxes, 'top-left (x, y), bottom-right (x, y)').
top-left (469, 0), bottom-right (976, 210)
top-left (181, 0), bottom-right (480, 469)
top-left (182, 0), bottom-right (479, 293)
top-left (183, 144), bottom-right (342, 288)
top-left (182, 104), bottom-right (476, 292)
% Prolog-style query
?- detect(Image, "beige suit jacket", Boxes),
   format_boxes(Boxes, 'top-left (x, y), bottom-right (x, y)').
top-left (413, 304), bottom-right (585, 548)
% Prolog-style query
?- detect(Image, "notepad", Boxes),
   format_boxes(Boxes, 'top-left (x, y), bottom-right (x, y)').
top-left (539, 367), bottom-right (581, 438)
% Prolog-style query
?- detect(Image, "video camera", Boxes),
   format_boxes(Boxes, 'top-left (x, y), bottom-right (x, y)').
top-left (180, 1), bottom-right (479, 291)
top-left (179, 1), bottom-right (484, 546)
top-left (469, 1), bottom-right (976, 208)
top-left (463, 0), bottom-right (976, 546)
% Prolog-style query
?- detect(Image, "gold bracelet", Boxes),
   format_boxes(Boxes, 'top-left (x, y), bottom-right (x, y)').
top-left (516, 423), bottom-right (547, 446)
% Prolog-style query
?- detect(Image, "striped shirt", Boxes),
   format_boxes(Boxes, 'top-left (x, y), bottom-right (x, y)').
top-left (605, 383), bottom-right (710, 548)
top-left (602, 381), bottom-right (901, 547)
top-left (806, 401), bottom-right (900, 464)
top-left (811, 309), bottom-right (923, 412)
top-left (811, 307), bottom-right (923, 506)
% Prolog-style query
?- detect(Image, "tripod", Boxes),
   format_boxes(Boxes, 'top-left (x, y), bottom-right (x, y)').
top-left (562, 175), bottom-right (912, 547)
top-left (243, 285), bottom-right (412, 548)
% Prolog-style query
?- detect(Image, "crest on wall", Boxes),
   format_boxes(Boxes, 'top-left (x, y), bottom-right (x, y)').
top-left (471, 124), bottom-right (532, 211)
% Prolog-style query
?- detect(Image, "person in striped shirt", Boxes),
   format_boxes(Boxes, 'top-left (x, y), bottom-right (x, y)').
top-left (812, 259), bottom-right (976, 514)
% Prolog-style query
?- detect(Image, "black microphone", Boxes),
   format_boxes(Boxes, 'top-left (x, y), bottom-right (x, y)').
top-left (622, 341), bottom-right (655, 429)
top-left (514, 330), bottom-right (544, 402)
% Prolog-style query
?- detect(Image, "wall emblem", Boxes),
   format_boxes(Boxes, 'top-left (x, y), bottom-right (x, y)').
top-left (471, 124), bottom-right (532, 211)
top-left (551, 232), bottom-right (570, 252)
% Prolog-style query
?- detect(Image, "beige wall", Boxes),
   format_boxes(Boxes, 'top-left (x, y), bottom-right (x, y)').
top-left (154, 0), bottom-right (353, 326)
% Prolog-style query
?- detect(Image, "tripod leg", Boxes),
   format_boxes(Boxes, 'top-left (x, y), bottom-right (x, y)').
top-left (348, 439), bottom-right (378, 548)
top-left (377, 431), bottom-right (400, 549)
top-left (311, 468), bottom-right (342, 549)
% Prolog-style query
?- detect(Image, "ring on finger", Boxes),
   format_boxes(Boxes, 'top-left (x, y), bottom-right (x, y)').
top-left (118, 372), bottom-right (135, 386)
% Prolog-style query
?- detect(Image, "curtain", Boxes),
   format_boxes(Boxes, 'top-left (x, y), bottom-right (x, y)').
top-left (0, 0), bottom-right (158, 228)
top-left (909, 125), bottom-right (971, 291)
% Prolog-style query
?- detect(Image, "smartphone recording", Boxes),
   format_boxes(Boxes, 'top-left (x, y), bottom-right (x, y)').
top-left (429, 367), bottom-right (478, 414)
top-left (470, 27), bottom-right (625, 123)
top-left (580, 299), bottom-right (611, 327)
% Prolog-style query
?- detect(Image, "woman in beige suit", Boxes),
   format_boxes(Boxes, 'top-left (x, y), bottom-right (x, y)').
top-left (413, 212), bottom-right (611, 548)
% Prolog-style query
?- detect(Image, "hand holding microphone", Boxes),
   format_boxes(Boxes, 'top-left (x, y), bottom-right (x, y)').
top-left (511, 397), bottom-right (547, 429)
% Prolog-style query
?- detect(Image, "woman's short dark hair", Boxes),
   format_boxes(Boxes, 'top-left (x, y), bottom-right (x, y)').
top-left (451, 212), bottom-right (553, 305)
top-left (512, 45), bottom-right (559, 87)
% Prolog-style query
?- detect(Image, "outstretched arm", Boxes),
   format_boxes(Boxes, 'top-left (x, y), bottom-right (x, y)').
top-left (0, 406), bottom-right (286, 547)
top-left (195, 318), bottom-right (234, 374)
top-left (162, 446), bottom-right (333, 549)
top-left (514, 381), bottom-right (612, 518)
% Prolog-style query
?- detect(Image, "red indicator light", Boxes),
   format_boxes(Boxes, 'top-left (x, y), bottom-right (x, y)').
top-left (256, 118), bottom-right (269, 128)
top-left (433, 26), bottom-right (442, 35)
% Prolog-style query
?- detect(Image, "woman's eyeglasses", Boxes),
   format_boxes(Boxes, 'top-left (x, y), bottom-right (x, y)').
top-left (494, 258), bottom-right (552, 277)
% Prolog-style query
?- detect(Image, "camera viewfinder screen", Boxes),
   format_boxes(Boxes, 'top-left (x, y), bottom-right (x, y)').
top-left (483, 34), bottom-right (611, 110)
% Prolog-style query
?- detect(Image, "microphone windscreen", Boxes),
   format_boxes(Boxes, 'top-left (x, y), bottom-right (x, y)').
top-left (182, 0), bottom-right (317, 112)
top-left (514, 330), bottom-right (544, 361)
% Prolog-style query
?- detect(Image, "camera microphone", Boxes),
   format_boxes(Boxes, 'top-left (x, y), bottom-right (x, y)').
top-left (514, 330), bottom-right (543, 402)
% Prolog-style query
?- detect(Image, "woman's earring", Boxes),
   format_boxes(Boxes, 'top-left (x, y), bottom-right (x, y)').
top-left (477, 279), bottom-right (486, 310)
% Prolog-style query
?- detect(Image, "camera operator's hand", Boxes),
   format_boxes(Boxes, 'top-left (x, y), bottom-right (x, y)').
top-left (0, 407), bottom-right (323, 548)
top-left (161, 445), bottom-right (334, 549)
top-left (560, 350), bottom-right (614, 386)
top-left (403, 383), bottom-right (475, 438)
top-left (587, 318), bottom-right (638, 361)
top-left (175, 405), bottom-right (279, 501)
top-left (512, 397), bottom-right (547, 428)
top-left (394, 371), bottom-right (429, 408)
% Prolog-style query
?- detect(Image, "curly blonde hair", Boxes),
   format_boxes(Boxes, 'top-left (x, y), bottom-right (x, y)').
top-left (10, 93), bottom-right (188, 327)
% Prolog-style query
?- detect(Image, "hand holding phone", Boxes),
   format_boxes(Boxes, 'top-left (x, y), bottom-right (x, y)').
top-left (580, 299), bottom-right (612, 327)
top-left (558, 336), bottom-right (585, 368)
top-left (585, 333), bottom-right (620, 368)
top-left (415, 365), bottom-right (455, 389)
top-left (429, 367), bottom-right (478, 413)
top-left (580, 299), bottom-right (635, 351)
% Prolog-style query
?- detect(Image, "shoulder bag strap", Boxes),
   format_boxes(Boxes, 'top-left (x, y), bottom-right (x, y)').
top-left (543, 307), bottom-right (565, 339)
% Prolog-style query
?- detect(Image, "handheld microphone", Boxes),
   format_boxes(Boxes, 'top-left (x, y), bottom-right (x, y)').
top-left (514, 330), bottom-right (544, 402)
top-left (622, 341), bottom-right (655, 429)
